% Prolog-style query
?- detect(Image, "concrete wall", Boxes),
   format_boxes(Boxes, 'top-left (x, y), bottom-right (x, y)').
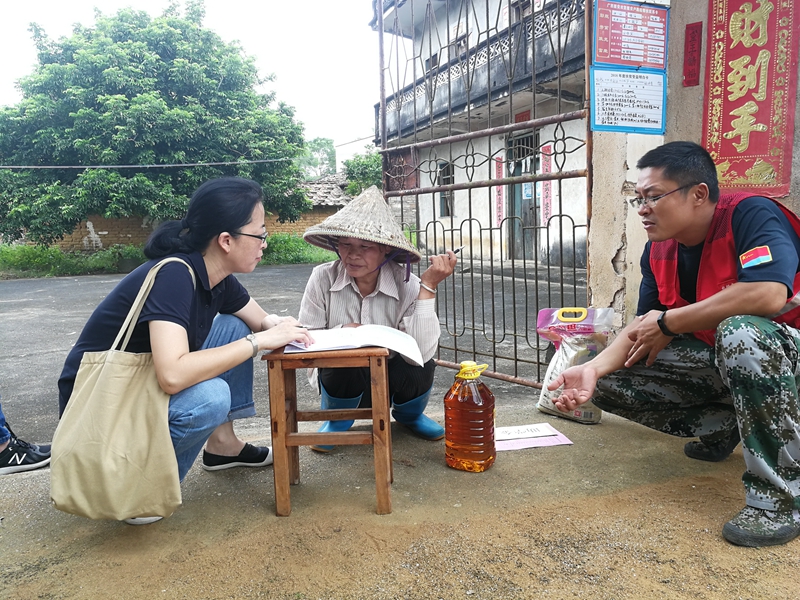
top-left (55, 207), bottom-right (340, 253)
top-left (587, 132), bottom-right (663, 329)
top-left (587, 133), bottom-right (623, 320)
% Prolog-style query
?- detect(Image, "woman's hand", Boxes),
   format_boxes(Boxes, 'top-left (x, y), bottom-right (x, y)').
top-left (256, 321), bottom-right (314, 350)
top-left (261, 313), bottom-right (281, 329)
top-left (261, 313), bottom-right (297, 330)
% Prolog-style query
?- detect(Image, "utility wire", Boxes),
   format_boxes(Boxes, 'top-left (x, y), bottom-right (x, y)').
top-left (0, 157), bottom-right (295, 170)
top-left (334, 134), bottom-right (375, 148)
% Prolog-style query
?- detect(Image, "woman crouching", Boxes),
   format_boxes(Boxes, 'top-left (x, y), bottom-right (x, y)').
top-left (57, 177), bottom-right (311, 523)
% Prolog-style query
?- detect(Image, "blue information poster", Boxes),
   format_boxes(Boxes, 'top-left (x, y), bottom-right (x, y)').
top-left (590, 66), bottom-right (666, 134)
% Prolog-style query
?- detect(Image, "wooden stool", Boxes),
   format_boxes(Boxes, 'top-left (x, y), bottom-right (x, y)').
top-left (263, 346), bottom-right (393, 516)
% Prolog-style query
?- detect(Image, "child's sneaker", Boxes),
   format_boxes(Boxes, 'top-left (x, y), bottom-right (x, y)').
top-left (537, 393), bottom-right (602, 424)
top-left (0, 437), bottom-right (51, 475)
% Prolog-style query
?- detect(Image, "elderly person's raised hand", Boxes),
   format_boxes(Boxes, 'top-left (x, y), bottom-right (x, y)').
top-left (418, 250), bottom-right (458, 298)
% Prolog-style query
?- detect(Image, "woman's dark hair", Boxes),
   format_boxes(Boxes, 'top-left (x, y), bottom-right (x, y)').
top-left (144, 177), bottom-right (264, 258)
top-left (636, 141), bottom-right (720, 203)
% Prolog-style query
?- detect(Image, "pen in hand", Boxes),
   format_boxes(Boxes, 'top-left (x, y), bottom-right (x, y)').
top-left (452, 245), bottom-right (465, 254)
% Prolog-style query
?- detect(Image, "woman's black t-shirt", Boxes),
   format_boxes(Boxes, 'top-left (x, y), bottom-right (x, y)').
top-left (57, 251), bottom-right (249, 414)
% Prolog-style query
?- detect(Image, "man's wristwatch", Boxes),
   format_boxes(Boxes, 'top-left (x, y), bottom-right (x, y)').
top-left (657, 310), bottom-right (678, 337)
top-left (246, 333), bottom-right (260, 357)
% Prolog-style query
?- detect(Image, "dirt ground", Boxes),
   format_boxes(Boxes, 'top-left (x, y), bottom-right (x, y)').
top-left (2, 267), bottom-right (798, 599)
top-left (3, 415), bottom-right (798, 600)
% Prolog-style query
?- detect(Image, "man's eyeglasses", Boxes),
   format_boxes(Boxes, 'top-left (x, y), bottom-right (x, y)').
top-left (627, 183), bottom-right (697, 209)
top-left (237, 232), bottom-right (269, 243)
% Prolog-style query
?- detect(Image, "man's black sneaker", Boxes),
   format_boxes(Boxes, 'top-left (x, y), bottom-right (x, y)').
top-left (0, 437), bottom-right (51, 475)
top-left (202, 443), bottom-right (273, 471)
top-left (684, 428), bottom-right (741, 462)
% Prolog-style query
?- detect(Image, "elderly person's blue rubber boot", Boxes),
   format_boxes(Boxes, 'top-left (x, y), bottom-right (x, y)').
top-left (310, 384), bottom-right (362, 453)
top-left (391, 387), bottom-right (444, 440)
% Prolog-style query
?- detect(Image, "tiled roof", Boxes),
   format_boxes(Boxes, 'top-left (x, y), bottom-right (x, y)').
top-left (302, 173), bottom-right (352, 207)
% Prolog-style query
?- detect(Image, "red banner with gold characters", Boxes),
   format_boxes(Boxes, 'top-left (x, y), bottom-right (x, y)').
top-left (702, 0), bottom-right (799, 197)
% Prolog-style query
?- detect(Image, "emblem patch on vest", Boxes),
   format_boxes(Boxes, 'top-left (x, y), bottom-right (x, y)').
top-left (740, 245), bottom-right (773, 268)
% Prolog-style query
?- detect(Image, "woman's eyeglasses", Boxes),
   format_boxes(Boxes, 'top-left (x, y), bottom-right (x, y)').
top-left (237, 232), bottom-right (268, 243)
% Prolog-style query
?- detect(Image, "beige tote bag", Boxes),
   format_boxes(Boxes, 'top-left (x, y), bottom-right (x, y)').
top-left (51, 258), bottom-right (194, 520)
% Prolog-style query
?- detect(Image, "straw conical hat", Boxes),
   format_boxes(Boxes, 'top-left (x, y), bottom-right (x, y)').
top-left (303, 185), bottom-right (421, 264)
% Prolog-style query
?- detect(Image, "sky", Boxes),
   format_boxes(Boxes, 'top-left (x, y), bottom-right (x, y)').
top-left (0, 0), bottom-right (382, 166)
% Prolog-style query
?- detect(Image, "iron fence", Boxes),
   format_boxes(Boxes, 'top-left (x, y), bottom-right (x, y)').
top-left (375, 0), bottom-right (592, 385)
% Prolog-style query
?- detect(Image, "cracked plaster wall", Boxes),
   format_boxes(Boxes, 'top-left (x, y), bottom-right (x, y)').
top-left (589, 132), bottom-right (661, 329)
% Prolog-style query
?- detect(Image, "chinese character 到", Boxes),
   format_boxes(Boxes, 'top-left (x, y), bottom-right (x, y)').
top-left (727, 49), bottom-right (771, 101)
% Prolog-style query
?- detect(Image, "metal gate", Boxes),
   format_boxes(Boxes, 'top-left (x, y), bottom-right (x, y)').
top-left (374, 0), bottom-right (592, 385)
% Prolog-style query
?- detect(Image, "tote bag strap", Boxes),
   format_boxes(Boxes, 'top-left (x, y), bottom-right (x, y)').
top-left (112, 258), bottom-right (196, 352)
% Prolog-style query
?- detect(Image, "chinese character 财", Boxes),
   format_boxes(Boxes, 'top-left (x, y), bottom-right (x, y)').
top-left (729, 0), bottom-right (774, 48)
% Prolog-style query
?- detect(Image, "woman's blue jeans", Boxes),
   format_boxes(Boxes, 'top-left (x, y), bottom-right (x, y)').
top-left (168, 315), bottom-right (256, 481)
top-left (0, 398), bottom-right (9, 446)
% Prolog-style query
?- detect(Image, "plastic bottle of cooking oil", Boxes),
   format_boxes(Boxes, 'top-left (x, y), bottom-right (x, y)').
top-left (443, 361), bottom-right (495, 472)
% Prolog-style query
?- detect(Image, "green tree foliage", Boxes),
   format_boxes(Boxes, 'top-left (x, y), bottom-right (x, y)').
top-left (0, 1), bottom-right (311, 244)
top-left (297, 137), bottom-right (336, 180)
top-left (342, 146), bottom-right (382, 196)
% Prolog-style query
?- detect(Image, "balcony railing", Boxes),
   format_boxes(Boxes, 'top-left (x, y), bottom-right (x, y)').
top-left (377, 0), bottom-right (586, 143)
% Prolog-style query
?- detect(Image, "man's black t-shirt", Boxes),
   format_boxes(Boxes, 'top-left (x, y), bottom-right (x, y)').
top-left (637, 196), bottom-right (800, 315)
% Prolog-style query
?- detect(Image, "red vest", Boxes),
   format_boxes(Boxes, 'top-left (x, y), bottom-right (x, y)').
top-left (649, 193), bottom-right (800, 346)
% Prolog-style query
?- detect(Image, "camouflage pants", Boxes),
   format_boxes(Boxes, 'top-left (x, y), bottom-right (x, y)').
top-left (593, 315), bottom-right (800, 511)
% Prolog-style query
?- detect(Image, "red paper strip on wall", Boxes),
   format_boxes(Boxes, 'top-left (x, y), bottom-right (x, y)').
top-left (683, 22), bottom-right (703, 87)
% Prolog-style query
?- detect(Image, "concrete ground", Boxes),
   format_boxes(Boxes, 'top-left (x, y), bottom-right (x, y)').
top-left (0, 264), bottom-right (795, 599)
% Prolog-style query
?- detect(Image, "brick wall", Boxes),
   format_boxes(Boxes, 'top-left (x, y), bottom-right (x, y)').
top-left (55, 207), bottom-right (340, 253)
top-left (56, 215), bottom-right (159, 252)
top-left (265, 206), bottom-right (338, 235)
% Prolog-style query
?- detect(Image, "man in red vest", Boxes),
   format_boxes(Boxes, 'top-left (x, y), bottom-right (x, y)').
top-left (549, 141), bottom-right (800, 547)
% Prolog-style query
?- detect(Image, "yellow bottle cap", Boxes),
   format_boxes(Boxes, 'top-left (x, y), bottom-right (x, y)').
top-left (456, 361), bottom-right (488, 380)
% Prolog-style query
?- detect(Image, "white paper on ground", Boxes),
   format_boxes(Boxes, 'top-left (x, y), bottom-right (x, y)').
top-left (495, 432), bottom-right (572, 451)
top-left (495, 422), bottom-right (573, 451)
top-left (495, 422), bottom-right (562, 441)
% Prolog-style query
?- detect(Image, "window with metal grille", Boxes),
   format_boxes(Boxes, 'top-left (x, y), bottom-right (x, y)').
top-left (425, 52), bottom-right (439, 72)
top-left (451, 34), bottom-right (468, 59)
top-left (438, 162), bottom-right (454, 217)
top-left (508, 133), bottom-right (539, 174)
top-left (512, 0), bottom-right (534, 24)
